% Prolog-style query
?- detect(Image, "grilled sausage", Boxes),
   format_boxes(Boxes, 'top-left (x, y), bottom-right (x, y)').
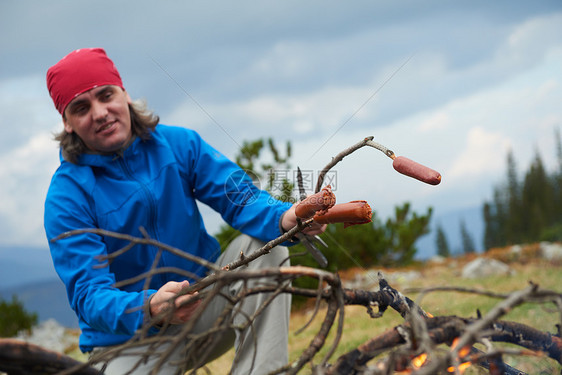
top-left (392, 156), bottom-right (441, 185)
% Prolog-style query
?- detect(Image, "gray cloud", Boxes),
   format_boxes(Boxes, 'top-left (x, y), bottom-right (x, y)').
top-left (1, 1), bottom-right (561, 247)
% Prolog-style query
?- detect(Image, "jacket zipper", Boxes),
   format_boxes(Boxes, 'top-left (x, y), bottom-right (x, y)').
top-left (117, 158), bottom-right (163, 285)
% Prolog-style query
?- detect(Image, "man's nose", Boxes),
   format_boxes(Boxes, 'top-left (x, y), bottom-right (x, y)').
top-left (91, 100), bottom-right (108, 121)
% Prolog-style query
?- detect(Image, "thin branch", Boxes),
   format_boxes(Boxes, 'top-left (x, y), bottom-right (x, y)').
top-left (314, 136), bottom-right (395, 193)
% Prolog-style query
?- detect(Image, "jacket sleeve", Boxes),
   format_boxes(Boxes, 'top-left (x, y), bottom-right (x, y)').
top-left (44, 169), bottom-right (157, 337)
top-left (169, 127), bottom-right (293, 242)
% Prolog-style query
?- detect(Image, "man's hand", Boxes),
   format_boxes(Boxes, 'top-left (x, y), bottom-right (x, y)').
top-left (281, 204), bottom-right (327, 236)
top-left (149, 280), bottom-right (201, 325)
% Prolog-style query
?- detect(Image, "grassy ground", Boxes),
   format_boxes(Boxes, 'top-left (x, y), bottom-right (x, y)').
top-left (205, 246), bottom-right (562, 374)
top-left (65, 246), bottom-right (561, 373)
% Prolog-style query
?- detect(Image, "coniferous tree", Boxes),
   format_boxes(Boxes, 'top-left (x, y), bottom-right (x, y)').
top-left (315, 202), bottom-right (432, 268)
top-left (521, 150), bottom-right (552, 242)
top-left (0, 295), bottom-right (38, 337)
top-left (382, 203), bottom-right (433, 265)
top-left (460, 219), bottom-right (476, 254)
top-left (235, 139), bottom-right (264, 173)
top-left (505, 150), bottom-right (523, 244)
top-left (489, 186), bottom-right (508, 248)
top-left (435, 224), bottom-right (450, 258)
top-left (541, 128), bottom-right (562, 242)
top-left (483, 128), bottom-right (562, 246)
top-left (553, 127), bottom-right (562, 225)
top-left (483, 202), bottom-right (497, 251)
top-left (217, 138), bottom-right (433, 269)
top-left (217, 138), bottom-right (295, 248)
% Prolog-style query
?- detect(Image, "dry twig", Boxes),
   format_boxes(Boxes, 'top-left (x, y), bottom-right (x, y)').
top-left (11, 137), bottom-right (556, 375)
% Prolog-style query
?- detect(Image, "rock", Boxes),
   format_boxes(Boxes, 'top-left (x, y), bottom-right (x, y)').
top-left (343, 270), bottom-right (380, 290)
top-left (428, 255), bottom-right (445, 264)
top-left (461, 258), bottom-right (513, 279)
top-left (510, 244), bottom-right (522, 256)
top-left (539, 242), bottom-right (562, 262)
top-left (342, 269), bottom-right (424, 290)
top-left (16, 319), bottom-right (78, 354)
top-left (386, 270), bottom-right (422, 284)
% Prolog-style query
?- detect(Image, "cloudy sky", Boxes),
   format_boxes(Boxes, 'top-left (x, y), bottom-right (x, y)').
top-left (1, 1), bottom-right (562, 251)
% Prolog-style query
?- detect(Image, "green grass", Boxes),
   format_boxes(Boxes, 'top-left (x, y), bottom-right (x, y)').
top-left (66, 252), bottom-right (561, 373)
top-left (207, 255), bottom-right (562, 373)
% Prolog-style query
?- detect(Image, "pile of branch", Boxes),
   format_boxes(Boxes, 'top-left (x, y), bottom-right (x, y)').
top-left (0, 339), bottom-right (101, 375)
top-left (3, 137), bottom-right (560, 374)
top-left (2, 265), bottom-right (561, 374)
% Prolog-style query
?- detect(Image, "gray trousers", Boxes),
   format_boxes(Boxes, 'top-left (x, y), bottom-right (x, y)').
top-left (92, 235), bottom-right (291, 375)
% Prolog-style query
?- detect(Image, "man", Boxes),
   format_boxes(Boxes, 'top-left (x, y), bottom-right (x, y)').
top-left (44, 48), bottom-right (324, 374)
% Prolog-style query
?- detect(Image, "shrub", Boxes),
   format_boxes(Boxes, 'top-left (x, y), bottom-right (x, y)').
top-left (0, 295), bottom-right (38, 337)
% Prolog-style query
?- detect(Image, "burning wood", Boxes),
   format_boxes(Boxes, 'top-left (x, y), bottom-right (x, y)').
top-left (447, 361), bottom-right (472, 374)
top-left (445, 338), bottom-right (473, 374)
top-left (24, 137), bottom-right (562, 375)
top-left (326, 275), bottom-right (562, 375)
top-left (412, 352), bottom-right (428, 368)
top-left (451, 337), bottom-right (471, 359)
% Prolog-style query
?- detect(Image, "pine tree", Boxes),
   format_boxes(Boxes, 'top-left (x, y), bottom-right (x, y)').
top-left (553, 127), bottom-right (562, 225)
top-left (381, 203), bottom-right (433, 265)
top-left (521, 150), bottom-right (553, 241)
top-left (0, 295), bottom-right (38, 337)
top-left (235, 139), bottom-right (264, 175)
top-left (483, 202), bottom-right (497, 251)
top-left (217, 138), bottom-right (295, 248)
top-left (460, 219), bottom-right (476, 254)
top-left (435, 224), bottom-right (450, 258)
top-left (491, 187), bottom-right (508, 247)
top-left (217, 138), bottom-right (433, 269)
top-left (483, 127), bottom-right (562, 247)
top-left (505, 149), bottom-right (523, 244)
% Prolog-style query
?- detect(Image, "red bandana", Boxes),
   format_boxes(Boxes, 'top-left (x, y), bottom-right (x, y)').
top-left (47, 48), bottom-right (124, 115)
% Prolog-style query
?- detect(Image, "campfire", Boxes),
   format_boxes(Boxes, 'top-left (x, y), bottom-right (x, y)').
top-left (1, 137), bottom-right (561, 374)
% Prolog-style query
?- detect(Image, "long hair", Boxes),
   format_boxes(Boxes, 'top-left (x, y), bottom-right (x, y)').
top-left (55, 99), bottom-right (159, 164)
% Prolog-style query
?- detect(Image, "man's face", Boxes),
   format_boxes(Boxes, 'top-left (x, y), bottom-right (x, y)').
top-left (63, 85), bottom-right (133, 154)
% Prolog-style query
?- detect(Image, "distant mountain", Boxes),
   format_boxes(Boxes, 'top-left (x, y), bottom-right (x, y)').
top-left (0, 245), bottom-right (57, 289)
top-left (0, 245), bottom-right (77, 328)
top-left (0, 277), bottom-right (78, 328)
top-left (416, 204), bottom-right (484, 259)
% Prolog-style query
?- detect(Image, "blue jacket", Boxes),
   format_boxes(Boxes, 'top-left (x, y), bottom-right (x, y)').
top-left (44, 125), bottom-right (292, 352)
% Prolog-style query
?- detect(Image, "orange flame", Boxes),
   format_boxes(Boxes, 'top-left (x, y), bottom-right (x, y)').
top-left (396, 353), bottom-right (428, 374)
top-left (412, 353), bottom-right (427, 368)
top-left (447, 361), bottom-right (471, 373)
top-left (448, 338), bottom-right (472, 374)
top-left (451, 337), bottom-right (471, 358)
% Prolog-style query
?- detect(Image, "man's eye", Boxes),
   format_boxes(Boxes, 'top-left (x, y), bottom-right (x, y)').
top-left (101, 92), bottom-right (113, 101)
top-left (73, 105), bottom-right (88, 114)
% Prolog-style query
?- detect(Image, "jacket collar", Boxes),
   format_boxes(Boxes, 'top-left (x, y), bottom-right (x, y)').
top-left (61, 135), bottom-right (143, 167)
